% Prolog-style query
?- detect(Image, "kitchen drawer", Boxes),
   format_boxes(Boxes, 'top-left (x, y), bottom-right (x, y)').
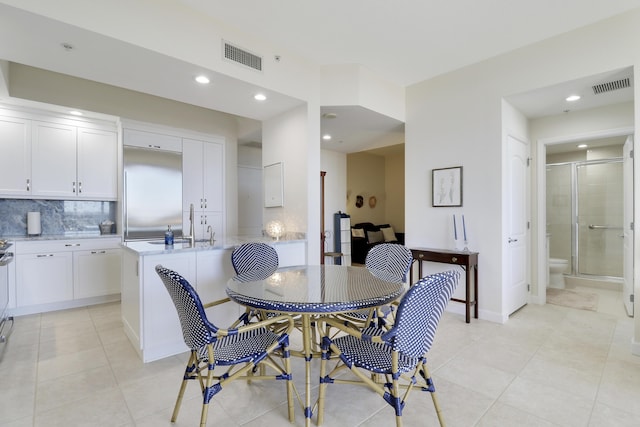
top-left (15, 237), bottom-right (121, 254)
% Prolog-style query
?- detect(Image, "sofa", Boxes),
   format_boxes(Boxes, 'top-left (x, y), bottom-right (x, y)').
top-left (350, 222), bottom-right (405, 264)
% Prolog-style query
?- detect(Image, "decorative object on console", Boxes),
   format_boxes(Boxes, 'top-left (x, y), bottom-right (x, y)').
top-left (432, 166), bottom-right (463, 207)
top-left (265, 220), bottom-right (285, 240)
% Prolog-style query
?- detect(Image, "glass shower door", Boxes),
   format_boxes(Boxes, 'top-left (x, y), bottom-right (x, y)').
top-left (575, 161), bottom-right (623, 278)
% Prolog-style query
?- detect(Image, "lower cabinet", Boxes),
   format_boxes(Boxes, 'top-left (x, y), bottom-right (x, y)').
top-left (14, 238), bottom-right (121, 314)
top-left (74, 248), bottom-right (121, 299)
top-left (16, 251), bottom-right (73, 306)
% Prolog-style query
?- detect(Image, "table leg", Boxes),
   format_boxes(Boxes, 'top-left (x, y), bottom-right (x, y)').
top-left (465, 263), bottom-right (471, 323)
top-left (301, 314), bottom-right (313, 426)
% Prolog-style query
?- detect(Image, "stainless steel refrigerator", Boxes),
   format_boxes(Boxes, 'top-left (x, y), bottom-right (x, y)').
top-left (123, 146), bottom-right (183, 240)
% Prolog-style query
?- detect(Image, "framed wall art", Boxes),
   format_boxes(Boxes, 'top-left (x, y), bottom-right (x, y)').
top-left (264, 162), bottom-right (284, 207)
top-left (432, 166), bottom-right (462, 207)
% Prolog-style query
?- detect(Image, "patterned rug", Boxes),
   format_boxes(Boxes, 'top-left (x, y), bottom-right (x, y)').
top-left (546, 288), bottom-right (598, 311)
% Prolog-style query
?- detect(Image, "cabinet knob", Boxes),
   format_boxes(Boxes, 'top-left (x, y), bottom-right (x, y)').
top-left (451, 256), bottom-right (458, 262)
top-left (72, 182), bottom-right (76, 193)
top-left (78, 181), bottom-right (82, 193)
top-left (26, 178), bottom-right (30, 191)
top-left (418, 253), bottom-right (424, 259)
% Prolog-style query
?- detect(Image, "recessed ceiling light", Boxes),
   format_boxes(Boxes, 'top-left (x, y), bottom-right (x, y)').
top-left (322, 134), bottom-right (332, 141)
top-left (322, 112), bottom-right (337, 119)
top-left (566, 95), bottom-right (581, 102)
top-left (254, 93), bottom-right (267, 101)
top-left (577, 144), bottom-right (588, 149)
top-left (195, 75), bottom-right (210, 84)
top-left (69, 110), bottom-right (83, 116)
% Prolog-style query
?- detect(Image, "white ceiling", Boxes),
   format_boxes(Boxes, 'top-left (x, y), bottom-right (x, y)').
top-left (0, 1), bottom-right (637, 153)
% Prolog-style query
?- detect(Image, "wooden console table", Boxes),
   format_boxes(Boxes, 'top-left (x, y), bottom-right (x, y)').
top-left (409, 247), bottom-right (478, 323)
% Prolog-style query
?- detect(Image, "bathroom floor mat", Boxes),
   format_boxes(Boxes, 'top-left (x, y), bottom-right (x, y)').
top-left (546, 288), bottom-right (598, 311)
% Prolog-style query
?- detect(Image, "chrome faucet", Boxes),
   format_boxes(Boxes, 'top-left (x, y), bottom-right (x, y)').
top-left (182, 203), bottom-right (196, 247)
top-left (207, 225), bottom-right (215, 245)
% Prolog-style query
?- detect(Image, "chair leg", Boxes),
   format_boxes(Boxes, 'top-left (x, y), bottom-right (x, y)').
top-left (421, 363), bottom-right (445, 427)
top-left (171, 352), bottom-right (197, 422)
top-left (199, 363), bottom-right (216, 427)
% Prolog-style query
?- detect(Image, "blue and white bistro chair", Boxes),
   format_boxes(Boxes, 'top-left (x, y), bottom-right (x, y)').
top-left (231, 242), bottom-right (279, 278)
top-left (337, 243), bottom-right (413, 328)
top-left (317, 270), bottom-right (460, 427)
top-left (155, 265), bottom-right (295, 427)
top-left (231, 242), bottom-right (280, 325)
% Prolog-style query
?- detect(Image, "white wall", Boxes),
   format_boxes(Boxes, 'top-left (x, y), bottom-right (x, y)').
top-left (262, 104), bottom-right (313, 250)
top-left (406, 10), bottom-right (640, 326)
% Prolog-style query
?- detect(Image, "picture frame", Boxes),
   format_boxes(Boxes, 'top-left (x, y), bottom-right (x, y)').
top-left (264, 162), bottom-right (284, 207)
top-left (432, 166), bottom-right (462, 207)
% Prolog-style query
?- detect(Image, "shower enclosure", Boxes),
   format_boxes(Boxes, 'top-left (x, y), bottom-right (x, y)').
top-left (546, 158), bottom-right (624, 279)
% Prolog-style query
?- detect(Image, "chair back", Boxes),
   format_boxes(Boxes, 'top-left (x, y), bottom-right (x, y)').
top-left (231, 242), bottom-right (279, 279)
top-left (365, 243), bottom-right (413, 281)
top-left (390, 270), bottom-right (460, 358)
top-left (155, 265), bottom-right (217, 350)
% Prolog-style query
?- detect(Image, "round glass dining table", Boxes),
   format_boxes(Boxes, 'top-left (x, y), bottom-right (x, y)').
top-left (226, 264), bottom-right (406, 426)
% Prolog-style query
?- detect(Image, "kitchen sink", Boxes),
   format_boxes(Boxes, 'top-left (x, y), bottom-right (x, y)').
top-left (147, 238), bottom-right (211, 245)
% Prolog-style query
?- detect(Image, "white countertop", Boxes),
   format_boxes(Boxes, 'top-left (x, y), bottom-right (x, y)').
top-left (121, 236), bottom-right (306, 256)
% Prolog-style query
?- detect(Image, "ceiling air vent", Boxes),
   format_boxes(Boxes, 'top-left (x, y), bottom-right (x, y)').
top-left (223, 40), bottom-right (262, 71)
top-left (592, 77), bottom-right (631, 94)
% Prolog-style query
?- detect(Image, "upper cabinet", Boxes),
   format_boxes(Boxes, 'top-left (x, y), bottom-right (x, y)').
top-left (0, 116), bottom-right (31, 196)
top-left (32, 122), bottom-right (117, 199)
top-left (0, 106), bottom-right (118, 200)
top-left (183, 137), bottom-right (225, 239)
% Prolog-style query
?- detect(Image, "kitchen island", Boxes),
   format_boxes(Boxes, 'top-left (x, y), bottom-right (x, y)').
top-left (121, 237), bottom-right (306, 362)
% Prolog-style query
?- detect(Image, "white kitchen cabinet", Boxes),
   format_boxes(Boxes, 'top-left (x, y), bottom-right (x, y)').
top-left (32, 121), bottom-right (118, 200)
top-left (74, 247), bottom-right (121, 299)
top-left (16, 251), bottom-right (73, 307)
top-left (31, 121), bottom-right (77, 198)
top-left (123, 128), bottom-right (182, 152)
top-left (13, 238), bottom-right (121, 314)
top-left (0, 115), bottom-right (31, 196)
top-left (183, 138), bottom-right (224, 238)
top-left (76, 128), bottom-right (119, 199)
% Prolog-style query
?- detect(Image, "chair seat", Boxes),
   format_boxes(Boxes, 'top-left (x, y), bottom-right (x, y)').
top-left (198, 327), bottom-right (283, 365)
top-left (331, 326), bottom-right (418, 374)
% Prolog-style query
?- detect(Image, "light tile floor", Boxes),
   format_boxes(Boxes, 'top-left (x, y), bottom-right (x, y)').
top-left (1, 286), bottom-right (639, 426)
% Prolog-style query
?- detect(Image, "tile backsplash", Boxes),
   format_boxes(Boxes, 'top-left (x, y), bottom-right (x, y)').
top-left (0, 199), bottom-right (117, 236)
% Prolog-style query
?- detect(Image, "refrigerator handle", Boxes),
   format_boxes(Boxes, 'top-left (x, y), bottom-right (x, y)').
top-left (124, 171), bottom-right (129, 239)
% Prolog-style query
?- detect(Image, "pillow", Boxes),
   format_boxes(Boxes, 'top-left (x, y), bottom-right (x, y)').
top-left (366, 230), bottom-right (384, 244)
top-left (381, 226), bottom-right (398, 242)
top-left (351, 228), bottom-right (365, 238)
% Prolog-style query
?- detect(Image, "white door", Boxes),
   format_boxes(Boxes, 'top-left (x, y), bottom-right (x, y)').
top-left (506, 134), bottom-right (529, 314)
top-left (623, 135), bottom-right (634, 316)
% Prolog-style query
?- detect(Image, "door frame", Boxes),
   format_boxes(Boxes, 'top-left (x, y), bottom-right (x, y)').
top-left (536, 126), bottom-right (634, 305)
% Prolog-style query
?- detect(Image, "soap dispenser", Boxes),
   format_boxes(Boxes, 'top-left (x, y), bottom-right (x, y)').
top-left (164, 225), bottom-right (174, 246)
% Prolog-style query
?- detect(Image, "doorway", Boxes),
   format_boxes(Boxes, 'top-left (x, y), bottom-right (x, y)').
top-left (538, 128), bottom-right (634, 317)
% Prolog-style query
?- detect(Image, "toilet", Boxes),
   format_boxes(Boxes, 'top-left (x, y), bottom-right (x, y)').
top-left (548, 258), bottom-right (569, 289)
